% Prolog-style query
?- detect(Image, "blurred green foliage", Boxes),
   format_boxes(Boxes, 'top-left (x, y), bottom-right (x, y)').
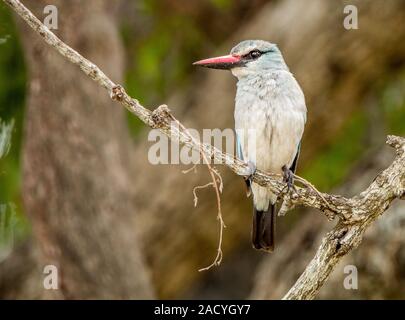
top-left (381, 71), bottom-right (405, 136)
top-left (0, 3), bottom-right (29, 244)
top-left (122, 3), bottom-right (205, 136)
top-left (120, 0), bottom-right (250, 136)
top-left (303, 112), bottom-right (368, 191)
top-left (210, 0), bottom-right (232, 10)
top-left (303, 71), bottom-right (405, 191)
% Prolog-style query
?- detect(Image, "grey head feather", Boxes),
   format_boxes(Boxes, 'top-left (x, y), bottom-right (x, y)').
top-left (230, 40), bottom-right (289, 78)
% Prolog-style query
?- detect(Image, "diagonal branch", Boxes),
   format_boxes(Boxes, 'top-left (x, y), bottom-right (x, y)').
top-left (4, 0), bottom-right (405, 300)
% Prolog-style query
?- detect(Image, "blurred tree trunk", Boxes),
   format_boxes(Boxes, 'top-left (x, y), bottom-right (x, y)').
top-left (250, 145), bottom-right (405, 299)
top-left (132, 0), bottom-right (405, 297)
top-left (0, 0), bottom-right (153, 299)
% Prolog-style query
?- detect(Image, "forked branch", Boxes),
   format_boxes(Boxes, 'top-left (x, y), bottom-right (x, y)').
top-left (4, 0), bottom-right (405, 300)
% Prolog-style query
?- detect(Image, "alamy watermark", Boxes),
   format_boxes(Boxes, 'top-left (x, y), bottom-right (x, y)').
top-left (343, 5), bottom-right (358, 30)
top-left (343, 264), bottom-right (358, 290)
top-left (43, 5), bottom-right (58, 30)
top-left (43, 264), bottom-right (59, 290)
top-left (147, 121), bottom-right (257, 165)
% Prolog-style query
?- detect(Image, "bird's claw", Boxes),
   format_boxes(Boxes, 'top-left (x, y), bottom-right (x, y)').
top-left (281, 165), bottom-right (296, 194)
top-left (239, 161), bottom-right (256, 180)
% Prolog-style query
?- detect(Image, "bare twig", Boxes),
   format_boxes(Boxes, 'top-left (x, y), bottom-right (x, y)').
top-left (292, 174), bottom-right (332, 209)
top-left (5, 0), bottom-right (405, 299)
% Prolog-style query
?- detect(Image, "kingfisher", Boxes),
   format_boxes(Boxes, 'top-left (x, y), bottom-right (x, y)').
top-left (193, 40), bottom-right (307, 252)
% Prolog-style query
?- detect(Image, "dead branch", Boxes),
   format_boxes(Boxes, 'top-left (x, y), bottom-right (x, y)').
top-left (4, 0), bottom-right (405, 300)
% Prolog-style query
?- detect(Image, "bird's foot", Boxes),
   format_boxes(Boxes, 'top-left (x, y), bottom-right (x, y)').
top-left (282, 165), bottom-right (296, 194)
top-left (239, 161), bottom-right (256, 180)
top-left (237, 161), bottom-right (255, 198)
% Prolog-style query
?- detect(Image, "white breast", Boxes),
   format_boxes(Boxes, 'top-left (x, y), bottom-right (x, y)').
top-left (234, 71), bottom-right (306, 210)
top-left (235, 71), bottom-right (306, 173)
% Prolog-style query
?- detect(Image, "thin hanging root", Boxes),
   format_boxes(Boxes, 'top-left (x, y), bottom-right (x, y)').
top-left (192, 182), bottom-right (214, 207)
top-left (211, 167), bottom-right (224, 193)
top-left (198, 212), bottom-right (225, 272)
top-left (169, 114), bottom-right (225, 271)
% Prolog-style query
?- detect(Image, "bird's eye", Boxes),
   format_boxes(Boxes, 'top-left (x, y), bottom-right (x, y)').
top-left (248, 50), bottom-right (262, 59)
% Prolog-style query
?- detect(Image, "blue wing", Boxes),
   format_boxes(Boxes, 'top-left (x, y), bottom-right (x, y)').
top-left (236, 132), bottom-right (251, 196)
top-left (236, 132), bottom-right (244, 160)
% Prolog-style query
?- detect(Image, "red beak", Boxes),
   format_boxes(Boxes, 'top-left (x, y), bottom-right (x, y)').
top-left (193, 54), bottom-right (243, 70)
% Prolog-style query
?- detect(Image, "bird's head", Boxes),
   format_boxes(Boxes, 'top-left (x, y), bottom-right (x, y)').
top-left (193, 40), bottom-right (288, 79)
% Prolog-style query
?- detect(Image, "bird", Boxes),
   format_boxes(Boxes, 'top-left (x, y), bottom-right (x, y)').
top-left (193, 40), bottom-right (307, 252)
